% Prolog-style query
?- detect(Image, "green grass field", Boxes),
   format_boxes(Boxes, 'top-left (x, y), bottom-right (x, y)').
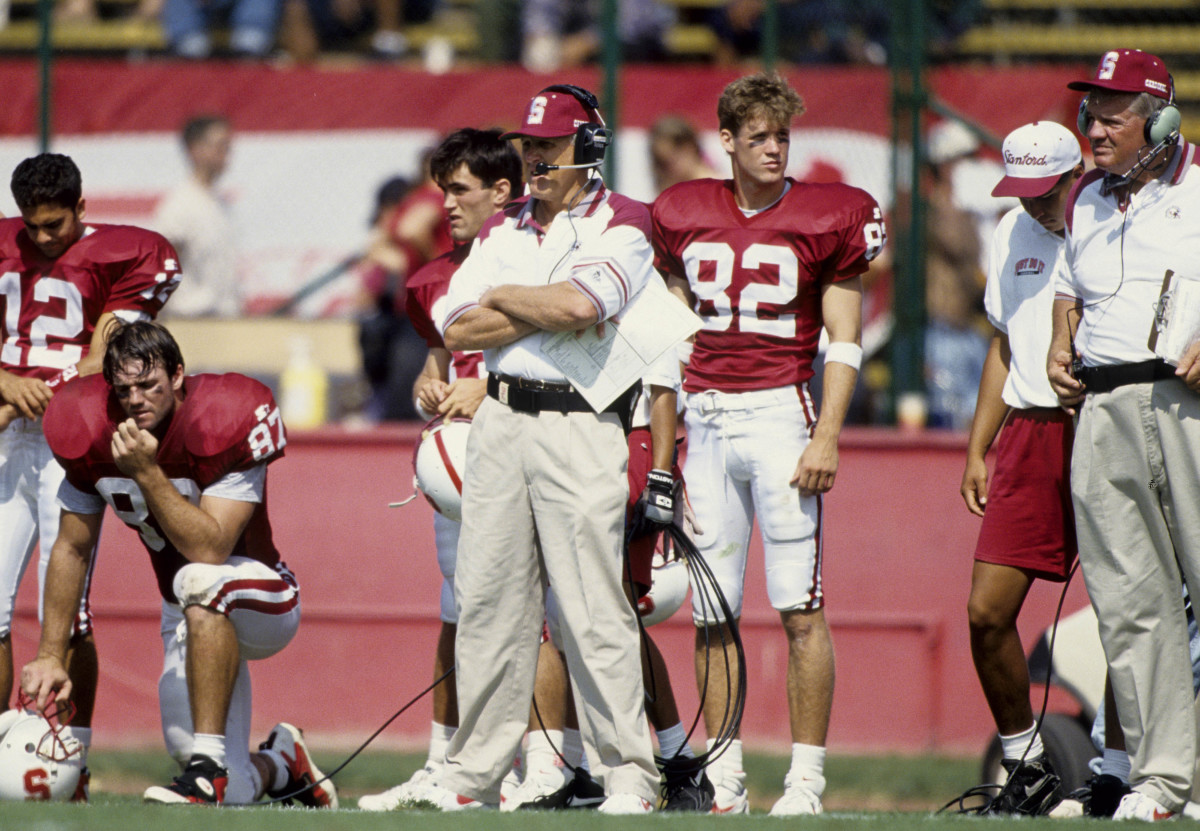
top-left (0, 748), bottom-right (1047, 829)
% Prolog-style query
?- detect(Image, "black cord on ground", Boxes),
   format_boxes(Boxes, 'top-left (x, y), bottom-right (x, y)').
top-left (260, 667), bottom-right (455, 806)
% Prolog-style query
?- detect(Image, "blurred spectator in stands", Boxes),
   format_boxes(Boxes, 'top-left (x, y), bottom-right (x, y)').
top-left (710, 0), bottom-right (886, 66)
top-left (709, 0), bottom-right (977, 66)
top-left (522, 0), bottom-right (674, 72)
top-left (154, 114), bottom-right (241, 319)
top-left (923, 119), bottom-right (991, 430)
top-left (649, 114), bottom-right (719, 195)
top-left (474, 0), bottom-right (520, 62)
top-left (355, 153), bottom-right (452, 421)
top-left (54, 0), bottom-right (162, 23)
top-left (276, 0), bottom-right (436, 62)
top-left (161, 0), bottom-right (282, 56)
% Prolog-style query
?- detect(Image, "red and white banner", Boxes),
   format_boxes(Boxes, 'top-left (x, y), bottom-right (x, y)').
top-left (0, 61), bottom-right (1084, 315)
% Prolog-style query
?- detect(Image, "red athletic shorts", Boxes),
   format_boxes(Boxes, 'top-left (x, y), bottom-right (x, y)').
top-left (974, 407), bottom-right (1077, 581)
top-left (625, 427), bottom-right (681, 594)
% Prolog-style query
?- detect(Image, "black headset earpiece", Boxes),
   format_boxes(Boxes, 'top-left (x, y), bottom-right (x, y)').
top-left (540, 84), bottom-right (613, 166)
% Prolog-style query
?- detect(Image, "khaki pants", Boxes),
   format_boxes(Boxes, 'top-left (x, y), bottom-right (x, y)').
top-left (1073, 380), bottom-right (1200, 810)
top-left (441, 396), bottom-right (658, 804)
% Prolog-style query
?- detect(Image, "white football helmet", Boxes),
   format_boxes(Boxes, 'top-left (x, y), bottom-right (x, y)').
top-left (637, 558), bottom-right (690, 627)
top-left (412, 416), bottom-right (471, 522)
top-left (0, 707), bottom-right (85, 801)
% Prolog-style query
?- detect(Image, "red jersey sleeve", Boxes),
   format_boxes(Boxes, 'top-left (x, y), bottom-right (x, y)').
top-left (75, 226), bottom-right (183, 318)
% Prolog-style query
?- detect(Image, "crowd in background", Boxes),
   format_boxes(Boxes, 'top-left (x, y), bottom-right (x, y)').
top-left (4, 0), bottom-right (980, 67)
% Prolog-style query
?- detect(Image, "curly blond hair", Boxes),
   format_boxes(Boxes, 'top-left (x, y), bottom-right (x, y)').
top-left (717, 73), bottom-right (805, 135)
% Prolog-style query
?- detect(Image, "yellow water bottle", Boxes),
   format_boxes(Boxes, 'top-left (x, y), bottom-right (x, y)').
top-left (280, 335), bottom-right (328, 429)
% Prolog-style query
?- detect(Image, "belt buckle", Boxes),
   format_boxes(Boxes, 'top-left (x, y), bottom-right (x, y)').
top-left (498, 380), bottom-right (510, 405)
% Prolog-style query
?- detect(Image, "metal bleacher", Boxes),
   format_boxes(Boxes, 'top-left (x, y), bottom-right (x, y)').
top-left (956, 0), bottom-right (1200, 131)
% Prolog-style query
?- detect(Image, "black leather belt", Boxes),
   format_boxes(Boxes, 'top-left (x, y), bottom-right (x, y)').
top-left (1078, 359), bottom-right (1177, 394)
top-left (487, 372), bottom-right (639, 420)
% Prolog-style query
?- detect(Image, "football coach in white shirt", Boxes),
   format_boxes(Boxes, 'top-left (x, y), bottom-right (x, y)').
top-left (1048, 48), bottom-right (1200, 822)
top-left (430, 84), bottom-right (659, 815)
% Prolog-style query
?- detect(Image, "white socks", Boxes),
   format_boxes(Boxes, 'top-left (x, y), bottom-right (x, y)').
top-left (192, 733), bottom-right (227, 768)
top-left (428, 722), bottom-right (455, 767)
top-left (656, 722), bottom-right (693, 760)
top-left (1101, 747), bottom-right (1131, 782)
top-left (525, 729), bottom-right (565, 771)
top-left (1000, 723), bottom-right (1045, 762)
top-left (788, 742), bottom-right (827, 796)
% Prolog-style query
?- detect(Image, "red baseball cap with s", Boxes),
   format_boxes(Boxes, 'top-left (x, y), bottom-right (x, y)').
top-left (1068, 49), bottom-right (1172, 101)
top-left (501, 88), bottom-right (602, 140)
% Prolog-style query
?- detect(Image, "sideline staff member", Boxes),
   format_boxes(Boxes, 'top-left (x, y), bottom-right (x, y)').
top-left (434, 85), bottom-right (659, 814)
top-left (1048, 48), bottom-right (1200, 822)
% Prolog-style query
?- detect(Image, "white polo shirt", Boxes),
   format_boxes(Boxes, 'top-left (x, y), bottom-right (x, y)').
top-left (985, 206), bottom-right (1066, 409)
top-left (443, 179), bottom-right (656, 383)
top-left (1057, 140), bottom-right (1200, 368)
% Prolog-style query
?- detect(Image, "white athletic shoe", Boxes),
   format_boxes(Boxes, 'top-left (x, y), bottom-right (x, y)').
top-left (1112, 791), bottom-right (1176, 821)
top-left (419, 782), bottom-right (491, 811)
top-left (769, 775), bottom-right (824, 816)
top-left (710, 777), bottom-right (750, 814)
top-left (357, 763), bottom-right (441, 811)
top-left (500, 762), bottom-right (522, 805)
top-left (500, 764), bottom-right (572, 811)
top-left (597, 792), bottom-right (653, 814)
top-left (258, 723), bottom-right (338, 809)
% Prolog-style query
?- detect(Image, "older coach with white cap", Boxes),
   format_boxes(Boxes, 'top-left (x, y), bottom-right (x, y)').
top-left (426, 84), bottom-right (660, 814)
top-left (1047, 48), bottom-right (1200, 821)
top-left (961, 120), bottom-right (1083, 816)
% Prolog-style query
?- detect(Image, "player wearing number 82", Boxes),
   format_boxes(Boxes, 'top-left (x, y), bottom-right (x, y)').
top-left (651, 72), bottom-right (885, 815)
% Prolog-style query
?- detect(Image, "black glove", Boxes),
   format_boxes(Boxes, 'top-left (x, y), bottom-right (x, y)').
top-left (641, 469), bottom-right (676, 528)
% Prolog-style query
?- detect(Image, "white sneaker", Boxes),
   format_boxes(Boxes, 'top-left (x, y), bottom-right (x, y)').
top-left (597, 792), bottom-right (653, 814)
top-left (500, 762), bottom-right (522, 804)
top-left (1113, 791), bottom-right (1176, 821)
top-left (501, 765), bottom-right (572, 811)
top-left (357, 763), bottom-right (441, 811)
top-left (1050, 798), bottom-right (1085, 818)
top-left (769, 775), bottom-right (824, 816)
top-left (711, 777), bottom-right (750, 814)
top-left (258, 723), bottom-right (338, 809)
top-left (419, 782), bottom-right (491, 811)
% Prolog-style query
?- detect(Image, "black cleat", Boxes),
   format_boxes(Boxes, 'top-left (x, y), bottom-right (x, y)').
top-left (985, 755), bottom-right (1062, 816)
top-left (565, 770), bottom-right (606, 809)
top-left (1067, 773), bottom-right (1133, 818)
top-left (143, 754), bottom-right (228, 805)
top-left (660, 755), bottom-right (715, 812)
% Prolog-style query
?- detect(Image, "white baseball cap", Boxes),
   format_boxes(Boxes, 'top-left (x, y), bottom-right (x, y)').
top-left (992, 121), bottom-right (1082, 198)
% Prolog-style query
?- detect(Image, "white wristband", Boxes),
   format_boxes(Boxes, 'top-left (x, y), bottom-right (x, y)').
top-left (824, 341), bottom-right (863, 371)
top-left (415, 400), bottom-right (437, 422)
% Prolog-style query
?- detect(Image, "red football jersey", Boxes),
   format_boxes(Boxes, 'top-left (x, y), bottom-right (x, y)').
top-left (44, 372), bottom-right (287, 603)
top-left (0, 219), bottom-right (181, 382)
top-left (652, 178), bottom-right (885, 392)
top-left (405, 245), bottom-right (485, 382)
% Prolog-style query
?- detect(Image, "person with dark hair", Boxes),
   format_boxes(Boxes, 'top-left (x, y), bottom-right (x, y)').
top-left (154, 114), bottom-right (239, 318)
top-left (358, 127), bottom-right (521, 810)
top-left (21, 320), bottom-right (336, 808)
top-left (653, 72), bottom-right (885, 815)
top-left (960, 121), bottom-right (1084, 816)
top-left (0, 153), bottom-right (182, 797)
